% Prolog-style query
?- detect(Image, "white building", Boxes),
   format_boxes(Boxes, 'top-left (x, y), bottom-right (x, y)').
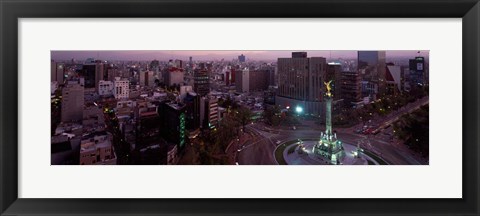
top-left (98, 80), bottom-right (114, 96)
top-left (114, 77), bottom-right (129, 99)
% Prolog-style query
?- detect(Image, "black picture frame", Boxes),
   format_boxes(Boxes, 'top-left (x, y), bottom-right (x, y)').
top-left (1, 0), bottom-right (479, 215)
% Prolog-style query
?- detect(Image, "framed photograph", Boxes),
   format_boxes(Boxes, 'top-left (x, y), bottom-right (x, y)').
top-left (1, 0), bottom-right (479, 215)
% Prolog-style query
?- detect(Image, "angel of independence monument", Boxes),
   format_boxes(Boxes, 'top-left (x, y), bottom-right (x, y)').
top-left (313, 80), bottom-right (346, 164)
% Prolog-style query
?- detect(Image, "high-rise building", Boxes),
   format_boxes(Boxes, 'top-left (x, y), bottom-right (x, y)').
top-left (95, 60), bottom-right (105, 92)
top-left (79, 58), bottom-right (96, 89)
top-left (194, 69), bottom-right (210, 96)
top-left (183, 92), bottom-right (200, 130)
top-left (276, 52), bottom-right (327, 115)
top-left (162, 102), bottom-right (187, 148)
top-left (136, 101), bottom-right (161, 147)
top-left (249, 69), bottom-right (270, 92)
top-left (51, 60), bottom-right (65, 84)
top-left (235, 68), bottom-right (250, 93)
top-left (113, 77), bottom-right (129, 99)
top-left (200, 96), bottom-right (219, 130)
top-left (230, 68), bottom-right (236, 84)
top-left (225, 71), bottom-right (231, 86)
top-left (386, 63), bottom-right (402, 95)
top-left (357, 51), bottom-right (386, 97)
top-left (165, 68), bottom-right (184, 87)
top-left (238, 54), bottom-right (246, 62)
top-left (409, 56), bottom-right (426, 87)
top-left (340, 71), bottom-right (362, 107)
top-left (140, 71), bottom-right (155, 87)
top-left (106, 65), bottom-right (117, 82)
top-left (61, 84), bottom-right (84, 122)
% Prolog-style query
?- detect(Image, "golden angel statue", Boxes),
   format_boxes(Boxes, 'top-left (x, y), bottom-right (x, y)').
top-left (324, 80), bottom-right (333, 95)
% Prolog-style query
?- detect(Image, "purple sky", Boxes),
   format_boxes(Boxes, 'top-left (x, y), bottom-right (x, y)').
top-left (51, 50), bottom-right (429, 61)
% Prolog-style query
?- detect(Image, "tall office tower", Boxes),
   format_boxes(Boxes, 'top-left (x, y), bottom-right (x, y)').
top-left (61, 84), bottom-right (84, 122)
top-left (409, 56), bottom-right (426, 87)
top-left (266, 67), bottom-right (276, 87)
top-left (105, 64), bottom-right (116, 81)
top-left (51, 60), bottom-right (65, 84)
top-left (200, 96), bottom-right (219, 130)
top-left (357, 51), bottom-right (386, 97)
top-left (163, 102), bottom-right (187, 148)
top-left (225, 71), bottom-right (231, 86)
top-left (235, 68), bottom-right (250, 93)
top-left (113, 77), bottom-right (129, 99)
top-left (183, 91), bottom-right (200, 130)
top-left (386, 63), bottom-right (402, 95)
top-left (79, 58), bottom-right (96, 89)
top-left (276, 52), bottom-right (327, 115)
top-left (340, 71), bottom-right (362, 107)
top-left (238, 54), bottom-right (246, 62)
top-left (230, 68), bottom-right (236, 84)
top-left (95, 60), bottom-right (104, 92)
top-left (140, 71), bottom-right (155, 87)
top-left (249, 69), bottom-right (270, 92)
top-left (194, 69), bottom-right (210, 96)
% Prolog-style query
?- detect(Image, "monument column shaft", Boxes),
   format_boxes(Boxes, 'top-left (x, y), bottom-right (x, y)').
top-left (325, 96), bottom-right (332, 135)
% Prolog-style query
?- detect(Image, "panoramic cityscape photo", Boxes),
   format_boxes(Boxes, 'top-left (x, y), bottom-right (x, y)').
top-left (51, 50), bottom-right (429, 165)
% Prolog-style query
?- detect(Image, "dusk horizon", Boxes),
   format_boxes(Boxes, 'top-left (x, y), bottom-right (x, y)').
top-left (51, 50), bottom-right (429, 62)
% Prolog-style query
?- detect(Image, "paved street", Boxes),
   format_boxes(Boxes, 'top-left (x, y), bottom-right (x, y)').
top-left (236, 97), bottom-right (429, 165)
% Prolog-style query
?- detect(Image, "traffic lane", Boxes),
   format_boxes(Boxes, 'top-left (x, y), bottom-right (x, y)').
top-left (237, 138), bottom-right (276, 165)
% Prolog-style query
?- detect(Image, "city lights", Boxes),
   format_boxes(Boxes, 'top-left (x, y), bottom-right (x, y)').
top-left (50, 50), bottom-right (429, 166)
top-left (295, 106), bottom-right (303, 113)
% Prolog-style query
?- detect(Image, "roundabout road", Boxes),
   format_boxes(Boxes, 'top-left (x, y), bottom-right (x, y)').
top-left (236, 122), bottom-right (426, 165)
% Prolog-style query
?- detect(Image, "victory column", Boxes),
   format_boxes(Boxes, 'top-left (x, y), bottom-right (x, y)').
top-left (313, 80), bottom-right (346, 164)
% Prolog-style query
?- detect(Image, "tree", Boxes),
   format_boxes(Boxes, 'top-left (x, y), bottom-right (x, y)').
top-left (215, 116), bottom-right (239, 149)
top-left (263, 105), bottom-right (281, 126)
top-left (234, 106), bottom-right (253, 131)
top-left (393, 105), bottom-right (429, 157)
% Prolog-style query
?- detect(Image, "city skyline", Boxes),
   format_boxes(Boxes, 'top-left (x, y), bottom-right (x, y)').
top-left (51, 50), bottom-right (429, 166)
top-left (51, 50), bottom-right (429, 62)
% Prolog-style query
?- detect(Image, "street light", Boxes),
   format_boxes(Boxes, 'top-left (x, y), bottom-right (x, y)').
top-left (295, 106), bottom-right (303, 114)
